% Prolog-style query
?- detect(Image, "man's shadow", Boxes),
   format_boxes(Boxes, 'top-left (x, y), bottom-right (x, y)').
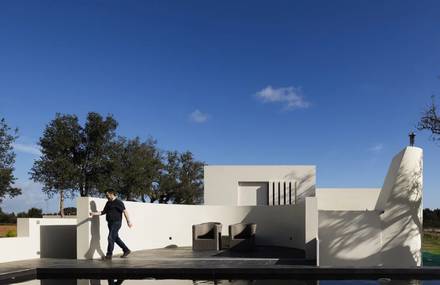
top-left (83, 201), bottom-right (105, 259)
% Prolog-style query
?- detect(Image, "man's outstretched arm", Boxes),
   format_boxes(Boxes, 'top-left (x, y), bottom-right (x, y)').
top-left (90, 204), bottom-right (107, 217)
top-left (89, 211), bottom-right (102, 216)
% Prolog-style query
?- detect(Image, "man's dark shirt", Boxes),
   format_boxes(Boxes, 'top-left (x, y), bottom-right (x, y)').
top-left (101, 198), bottom-right (125, 222)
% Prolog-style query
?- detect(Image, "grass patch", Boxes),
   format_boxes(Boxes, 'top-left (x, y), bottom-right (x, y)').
top-left (423, 231), bottom-right (440, 266)
top-left (5, 229), bottom-right (16, 237)
top-left (0, 224), bottom-right (17, 238)
top-left (423, 232), bottom-right (440, 254)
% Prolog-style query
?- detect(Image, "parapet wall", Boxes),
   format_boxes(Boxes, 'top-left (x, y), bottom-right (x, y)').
top-left (0, 218), bottom-right (76, 263)
top-left (317, 188), bottom-right (381, 211)
top-left (318, 210), bottom-right (382, 266)
top-left (77, 197), bottom-right (317, 260)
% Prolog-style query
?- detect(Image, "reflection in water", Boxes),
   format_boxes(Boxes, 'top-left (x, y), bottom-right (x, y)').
top-left (193, 281), bottom-right (312, 285)
top-left (320, 280), bottom-right (437, 285)
top-left (19, 279), bottom-right (440, 285)
top-left (107, 279), bottom-right (124, 285)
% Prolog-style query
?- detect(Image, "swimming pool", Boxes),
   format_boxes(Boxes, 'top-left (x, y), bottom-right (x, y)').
top-left (6, 279), bottom-right (440, 285)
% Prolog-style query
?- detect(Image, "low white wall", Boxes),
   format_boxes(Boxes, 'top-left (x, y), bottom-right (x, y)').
top-left (317, 147), bottom-right (423, 267)
top-left (0, 218), bottom-right (77, 263)
top-left (77, 197), bottom-right (315, 260)
top-left (318, 210), bottom-right (382, 266)
top-left (0, 237), bottom-right (36, 263)
top-left (317, 188), bottom-right (380, 211)
top-left (317, 188), bottom-right (382, 266)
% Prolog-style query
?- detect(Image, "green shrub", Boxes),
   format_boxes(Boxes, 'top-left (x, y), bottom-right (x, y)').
top-left (5, 230), bottom-right (16, 237)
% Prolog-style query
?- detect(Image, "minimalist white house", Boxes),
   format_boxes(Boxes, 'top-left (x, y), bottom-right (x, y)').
top-left (203, 146), bottom-right (423, 266)
top-left (75, 145), bottom-right (423, 266)
top-left (0, 146), bottom-right (423, 268)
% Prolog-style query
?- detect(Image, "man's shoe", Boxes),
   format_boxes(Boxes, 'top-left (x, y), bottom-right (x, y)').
top-left (120, 250), bottom-right (131, 258)
top-left (103, 255), bottom-right (112, 260)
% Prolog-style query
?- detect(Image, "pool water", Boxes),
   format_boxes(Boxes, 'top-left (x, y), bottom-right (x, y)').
top-left (423, 251), bottom-right (440, 266)
top-left (9, 280), bottom-right (440, 285)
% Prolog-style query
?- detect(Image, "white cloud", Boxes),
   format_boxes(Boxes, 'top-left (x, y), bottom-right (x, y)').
top-left (368, 143), bottom-right (384, 153)
top-left (189, 109), bottom-right (209, 123)
top-left (13, 143), bottom-right (41, 156)
top-left (255, 85), bottom-right (310, 110)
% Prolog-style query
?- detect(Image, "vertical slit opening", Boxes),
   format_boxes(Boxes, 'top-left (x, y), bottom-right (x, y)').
top-left (283, 182), bottom-right (286, 205)
top-left (278, 182), bottom-right (281, 205)
top-left (289, 182), bottom-right (292, 205)
top-left (272, 182), bottom-right (275, 205)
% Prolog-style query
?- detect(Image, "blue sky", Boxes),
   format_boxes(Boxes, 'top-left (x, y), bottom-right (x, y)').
top-left (1, 0), bottom-right (440, 212)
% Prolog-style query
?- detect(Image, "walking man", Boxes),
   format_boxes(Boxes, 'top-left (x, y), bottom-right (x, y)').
top-left (90, 189), bottom-right (133, 260)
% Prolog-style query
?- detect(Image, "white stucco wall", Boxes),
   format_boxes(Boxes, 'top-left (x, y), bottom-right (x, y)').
top-left (317, 188), bottom-right (381, 211)
top-left (204, 165), bottom-right (316, 206)
top-left (318, 210), bottom-right (382, 266)
top-left (0, 218), bottom-right (76, 263)
top-left (305, 197), bottom-right (318, 261)
top-left (77, 197), bottom-right (316, 260)
top-left (378, 146), bottom-right (423, 267)
top-left (317, 147), bottom-right (423, 267)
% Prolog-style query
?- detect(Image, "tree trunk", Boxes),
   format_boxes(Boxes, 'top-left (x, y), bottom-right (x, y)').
top-left (59, 190), bottom-right (65, 218)
top-left (84, 176), bottom-right (89, 197)
top-left (80, 183), bottom-right (85, 197)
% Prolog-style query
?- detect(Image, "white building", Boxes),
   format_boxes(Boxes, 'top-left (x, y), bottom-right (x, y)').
top-left (0, 146), bottom-right (423, 267)
top-left (203, 146), bottom-right (423, 266)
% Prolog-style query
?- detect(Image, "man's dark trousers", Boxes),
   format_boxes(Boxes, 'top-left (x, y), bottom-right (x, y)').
top-left (107, 221), bottom-right (129, 256)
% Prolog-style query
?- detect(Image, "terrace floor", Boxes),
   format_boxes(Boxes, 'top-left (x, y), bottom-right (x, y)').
top-left (132, 245), bottom-right (308, 260)
top-left (1, 246), bottom-right (440, 283)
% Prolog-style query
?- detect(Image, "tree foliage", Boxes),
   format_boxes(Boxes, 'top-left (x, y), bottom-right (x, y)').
top-left (107, 136), bottom-right (162, 201)
top-left (424, 208), bottom-right (440, 228)
top-left (106, 140), bottom-right (204, 204)
top-left (79, 112), bottom-right (118, 196)
top-left (31, 112), bottom-right (204, 207)
top-left (30, 114), bottom-right (81, 196)
top-left (17, 207), bottom-right (43, 218)
top-left (151, 151), bottom-right (204, 204)
top-left (173, 151), bottom-right (204, 204)
top-left (30, 112), bottom-right (117, 216)
top-left (0, 207), bottom-right (17, 224)
top-left (63, 207), bottom-right (77, 216)
top-left (30, 114), bottom-right (81, 217)
top-left (151, 151), bottom-right (180, 203)
top-left (0, 207), bottom-right (43, 223)
top-left (0, 118), bottom-right (21, 203)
